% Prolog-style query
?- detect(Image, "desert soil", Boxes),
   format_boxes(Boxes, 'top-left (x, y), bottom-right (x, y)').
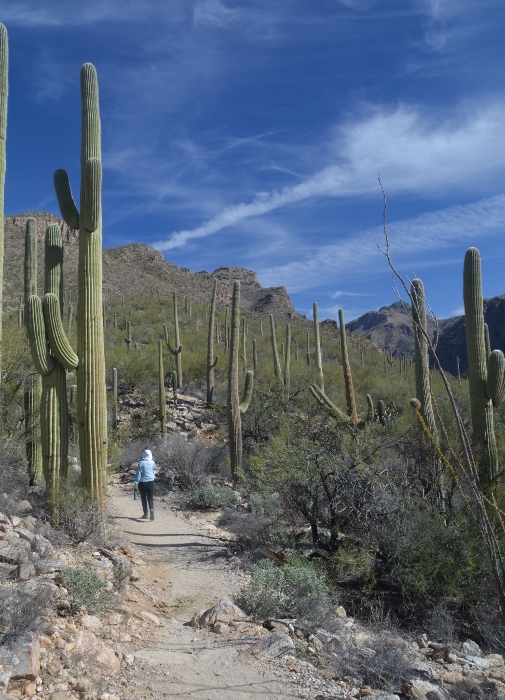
top-left (109, 483), bottom-right (302, 700)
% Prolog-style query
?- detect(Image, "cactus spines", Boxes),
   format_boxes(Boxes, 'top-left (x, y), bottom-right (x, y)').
top-left (45, 225), bottom-right (64, 315)
top-left (53, 63), bottom-right (107, 501)
top-left (486, 350), bottom-right (505, 408)
top-left (227, 281), bottom-right (254, 483)
top-left (24, 375), bottom-right (42, 486)
top-left (43, 294), bottom-right (78, 370)
top-left (269, 314), bottom-right (283, 384)
top-left (164, 292), bottom-right (182, 387)
top-left (411, 279), bottom-right (438, 442)
top-left (338, 308), bottom-right (358, 424)
top-left (207, 280), bottom-right (219, 405)
top-left (313, 302), bottom-right (324, 391)
top-left (463, 247), bottom-right (499, 483)
top-left (158, 339), bottom-right (166, 434)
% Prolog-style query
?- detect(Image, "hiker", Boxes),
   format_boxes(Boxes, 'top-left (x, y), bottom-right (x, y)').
top-left (134, 449), bottom-right (157, 520)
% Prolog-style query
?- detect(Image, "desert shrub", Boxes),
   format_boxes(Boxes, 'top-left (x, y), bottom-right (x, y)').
top-left (0, 587), bottom-right (53, 645)
top-left (188, 484), bottom-right (237, 510)
top-left (236, 556), bottom-right (329, 623)
top-left (157, 434), bottom-right (225, 491)
top-left (61, 563), bottom-right (110, 615)
top-left (56, 482), bottom-right (107, 546)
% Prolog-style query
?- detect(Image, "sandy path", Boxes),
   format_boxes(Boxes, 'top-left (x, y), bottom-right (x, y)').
top-left (109, 483), bottom-right (301, 700)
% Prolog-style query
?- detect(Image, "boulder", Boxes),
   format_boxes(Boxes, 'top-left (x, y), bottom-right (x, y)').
top-left (134, 610), bottom-right (160, 626)
top-left (80, 615), bottom-right (105, 634)
top-left (16, 501), bottom-right (32, 515)
top-left (74, 630), bottom-right (120, 675)
top-left (402, 681), bottom-right (451, 699)
top-left (242, 630), bottom-right (295, 659)
top-left (190, 597), bottom-right (246, 628)
top-left (0, 537), bottom-right (30, 564)
top-left (31, 534), bottom-right (55, 559)
top-left (14, 528), bottom-right (35, 543)
top-left (0, 634), bottom-right (40, 680)
top-left (462, 639), bottom-right (481, 657)
top-left (16, 561), bottom-right (36, 581)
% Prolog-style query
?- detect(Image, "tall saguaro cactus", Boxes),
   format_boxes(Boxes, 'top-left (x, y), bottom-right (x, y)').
top-left (338, 308), bottom-right (358, 424)
top-left (227, 281), bottom-right (253, 484)
top-left (269, 314), bottom-right (283, 384)
top-left (26, 225), bottom-right (76, 512)
top-left (411, 278), bottom-right (438, 442)
top-left (0, 25), bottom-right (6, 377)
top-left (313, 302), bottom-right (324, 391)
top-left (206, 280), bottom-right (219, 405)
top-left (158, 340), bottom-right (166, 434)
top-left (463, 248), bottom-right (505, 484)
top-left (164, 292), bottom-right (182, 388)
top-left (53, 64), bottom-right (107, 501)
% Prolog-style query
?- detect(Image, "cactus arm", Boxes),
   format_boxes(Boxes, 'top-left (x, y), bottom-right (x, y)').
top-left (366, 393), bottom-right (374, 422)
top-left (309, 384), bottom-right (350, 422)
top-left (239, 370), bottom-right (254, 413)
top-left (83, 157), bottom-right (102, 232)
top-left (163, 323), bottom-right (182, 355)
top-left (486, 349), bottom-right (505, 408)
top-left (484, 323), bottom-right (491, 363)
top-left (24, 218), bottom-right (37, 299)
top-left (25, 296), bottom-right (54, 376)
top-left (269, 313), bottom-right (283, 384)
top-left (42, 294), bottom-right (79, 370)
top-left (411, 278), bottom-right (438, 441)
top-left (338, 308), bottom-right (358, 424)
top-left (25, 374), bottom-right (42, 485)
top-left (54, 169), bottom-right (80, 230)
top-left (44, 224), bottom-right (64, 315)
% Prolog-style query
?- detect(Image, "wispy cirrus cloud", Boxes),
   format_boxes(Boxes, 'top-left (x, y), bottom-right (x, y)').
top-left (152, 99), bottom-right (505, 252)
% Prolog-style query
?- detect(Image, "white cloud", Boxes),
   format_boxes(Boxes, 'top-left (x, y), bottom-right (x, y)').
top-left (152, 100), bottom-right (505, 252)
top-left (330, 291), bottom-right (373, 299)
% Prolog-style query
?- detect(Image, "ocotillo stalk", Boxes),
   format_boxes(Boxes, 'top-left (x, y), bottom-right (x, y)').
top-left (314, 301), bottom-right (324, 391)
top-left (338, 308), bottom-right (358, 424)
top-left (280, 342), bottom-right (284, 358)
top-left (112, 367), bottom-right (118, 429)
top-left (207, 280), bottom-right (219, 405)
top-left (164, 292), bottom-right (182, 387)
top-left (158, 339), bottom-right (166, 434)
top-left (53, 63), bottom-right (107, 501)
top-left (0, 25), bottom-right (7, 377)
top-left (227, 281), bottom-right (253, 484)
top-left (463, 247), bottom-right (503, 483)
top-left (306, 351), bottom-right (310, 366)
top-left (284, 324), bottom-right (291, 397)
top-left (269, 314), bottom-right (283, 384)
top-left (306, 329), bottom-right (310, 355)
top-left (411, 278), bottom-right (438, 442)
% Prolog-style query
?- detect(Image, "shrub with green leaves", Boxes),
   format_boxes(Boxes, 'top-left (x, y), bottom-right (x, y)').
top-left (236, 556), bottom-right (329, 622)
top-left (188, 483), bottom-right (237, 510)
top-left (61, 563), bottom-right (110, 614)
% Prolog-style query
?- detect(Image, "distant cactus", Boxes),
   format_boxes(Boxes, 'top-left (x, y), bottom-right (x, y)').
top-left (227, 281), bottom-right (253, 483)
top-left (284, 324), bottom-right (291, 397)
top-left (164, 292), bottom-right (182, 387)
top-left (158, 339), bottom-right (166, 434)
top-left (252, 338), bottom-right (258, 373)
top-left (339, 309), bottom-right (358, 424)
top-left (207, 280), bottom-right (219, 405)
top-left (313, 302), bottom-right (324, 391)
top-left (411, 279), bottom-right (438, 443)
top-left (269, 314), bottom-right (283, 384)
top-left (125, 320), bottom-right (132, 351)
top-left (111, 368), bottom-right (118, 430)
top-left (366, 393), bottom-right (374, 422)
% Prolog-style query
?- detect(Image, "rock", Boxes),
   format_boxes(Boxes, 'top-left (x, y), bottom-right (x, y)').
top-left (0, 693), bottom-right (19, 699)
top-left (335, 605), bottom-right (347, 618)
top-left (0, 667), bottom-right (11, 692)
top-left (33, 560), bottom-right (65, 574)
top-left (31, 534), bottom-right (55, 559)
top-left (51, 692), bottom-right (79, 700)
top-left (121, 545), bottom-right (135, 557)
top-left (462, 639), bottom-right (481, 657)
top-left (74, 630), bottom-right (120, 675)
top-left (16, 561), bottom-right (36, 581)
top-left (0, 634), bottom-right (40, 680)
top-left (80, 615), bottom-right (105, 634)
top-left (466, 655), bottom-right (490, 668)
top-left (14, 528), bottom-right (35, 543)
top-left (190, 597), bottom-right (246, 628)
top-left (212, 622), bottom-right (229, 634)
top-left (16, 501), bottom-right (32, 515)
top-left (8, 516), bottom-right (21, 527)
top-left (22, 681), bottom-right (36, 697)
top-left (0, 538), bottom-right (30, 564)
top-left (17, 517), bottom-right (37, 531)
top-left (402, 681), bottom-right (451, 700)
top-left (410, 661), bottom-right (441, 682)
top-left (0, 513), bottom-right (9, 524)
top-left (135, 610), bottom-right (160, 626)
top-left (243, 631), bottom-right (295, 659)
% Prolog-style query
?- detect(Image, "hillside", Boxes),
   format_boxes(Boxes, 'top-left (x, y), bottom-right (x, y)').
top-left (4, 213), bottom-right (297, 317)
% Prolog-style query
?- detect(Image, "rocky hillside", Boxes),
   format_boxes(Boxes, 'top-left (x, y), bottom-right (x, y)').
top-left (4, 213), bottom-right (297, 317)
top-left (346, 297), bottom-right (505, 376)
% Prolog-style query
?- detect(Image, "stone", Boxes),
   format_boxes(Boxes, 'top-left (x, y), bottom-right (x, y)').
top-left (0, 634), bottom-right (40, 680)
top-left (402, 681), bottom-right (451, 700)
top-left (22, 681), bottom-right (36, 697)
top-left (212, 622), bottom-right (229, 634)
top-left (8, 516), bottom-right (21, 527)
top-left (31, 535), bottom-right (55, 559)
top-left (17, 517), bottom-right (37, 531)
top-left (466, 655), bottom-right (489, 669)
top-left (0, 693), bottom-right (18, 699)
top-left (16, 501), bottom-right (32, 515)
top-left (16, 561), bottom-right (36, 581)
top-left (51, 692), bottom-right (79, 700)
top-left (0, 513), bottom-right (9, 524)
top-left (135, 610), bottom-right (160, 626)
top-left (13, 528), bottom-right (34, 543)
top-left (190, 597), bottom-right (246, 628)
top-left (411, 661), bottom-right (442, 682)
top-left (243, 631), bottom-right (295, 659)
top-left (0, 538), bottom-right (30, 564)
top-left (335, 605), bottom-right (347, 618)
top-left (80, 615), bottom-right (105, 634)
top-left (462, 640), bottom-right (481, 657)
top-left (74, 630), bottom-right (120, 675)
top-left (121, 545), bottom-right (135, 557)
top-left (0, 668), bottom-right (11, 692)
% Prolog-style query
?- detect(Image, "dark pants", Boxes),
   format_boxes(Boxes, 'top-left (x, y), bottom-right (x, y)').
top-left (138, 481), bottom-right (154, 515)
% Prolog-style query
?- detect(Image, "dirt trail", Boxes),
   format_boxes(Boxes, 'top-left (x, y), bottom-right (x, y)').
top-left (109, 483), bottom-right (301, 699)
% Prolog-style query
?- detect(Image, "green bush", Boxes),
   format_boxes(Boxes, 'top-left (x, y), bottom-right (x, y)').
top-left (188, 484), bottom-right (237, 510)
top-left (61, 563), bottom-right (110, 614)
top-left (236, 556), bottom-right (329, 622)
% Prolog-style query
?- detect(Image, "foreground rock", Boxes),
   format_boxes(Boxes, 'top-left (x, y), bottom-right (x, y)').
top-left (190, 596), bottom-right (247, 628)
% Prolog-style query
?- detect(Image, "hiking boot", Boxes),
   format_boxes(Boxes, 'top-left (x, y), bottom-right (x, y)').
top-left (150, 510), bottom-right (155, 521)
top-left (141, 513), bottom-right (148, 519)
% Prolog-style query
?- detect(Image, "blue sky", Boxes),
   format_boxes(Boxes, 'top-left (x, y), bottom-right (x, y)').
top-left (1, 0), bottom-right (505, 321)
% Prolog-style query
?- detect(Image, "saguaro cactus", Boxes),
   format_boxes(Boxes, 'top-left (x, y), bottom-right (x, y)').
top-left (53, 63), bottom-right (107, 501)
top-left (164, 292), bottom-right (182, 387)
top-left (339, 308), bottom-right (358, 424)
top-left (227, 281), bottom-right (253, 484)
top-left (463, 247), bottom-right (505, 483)
top-left (111, 368), bottom-right (118, 430)
top-left (0, 25), bottom-right (7, 376)
top-left (284, 324), bottom-right (291, 397)
top-left (313, 302), bottom-right (324, 391)
top-left (158, 340), bottom-right (166, 434)
top-left (269, 314), bottom-right (283, 384)
top-left (411, 279), bottom-right (438, 442)
top-left (206, 280), bottom-right (219, 405)
top-left (26, 225), bottom-right (77, 512)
